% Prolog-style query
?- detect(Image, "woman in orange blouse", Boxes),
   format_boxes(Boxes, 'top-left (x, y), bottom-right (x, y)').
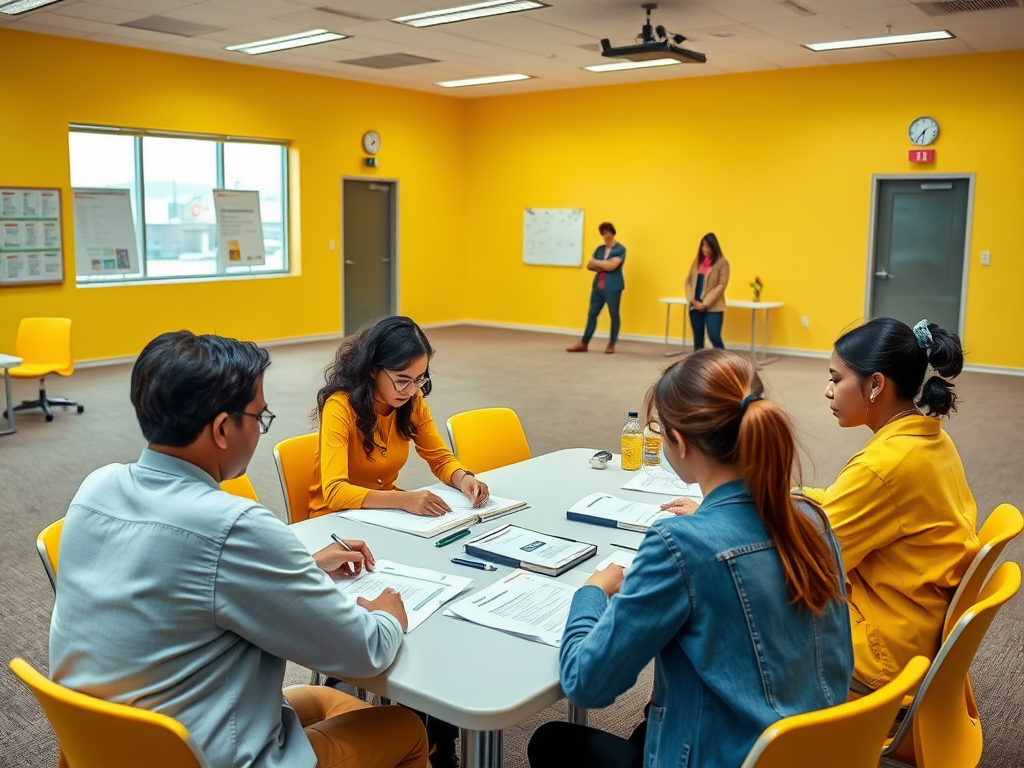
top-left (308, 315), bottom-right (489, 519)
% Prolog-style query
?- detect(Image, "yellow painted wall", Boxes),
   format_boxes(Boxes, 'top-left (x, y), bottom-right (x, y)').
top-left (0, 29), bottom-right (468, 361)
top-left (464, 50), bottom-right (1024, 369)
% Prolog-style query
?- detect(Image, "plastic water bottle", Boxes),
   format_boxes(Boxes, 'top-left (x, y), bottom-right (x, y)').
top-left (621, 411), bottom-right (642, 471)
top-left (642, 419), bottom-right (662, 469)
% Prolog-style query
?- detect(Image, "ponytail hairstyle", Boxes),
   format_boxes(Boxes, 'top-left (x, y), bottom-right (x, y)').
top-left (315, 316), bottom-right (434, 459)
top-left (651, 350), bottom-right (842, 613)
top-left (833, 318), bottom-right (964, 416)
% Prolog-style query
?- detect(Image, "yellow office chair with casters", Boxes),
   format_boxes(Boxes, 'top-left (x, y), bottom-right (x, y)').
top-left (36, 517), bottom-right (64, 593)
top-left (739, 656), bottom-right (929, 768)
top-left (220, 474), bottom-right (259, 502)
top-left (9, 657), bottom-right (212, 768)
top-left (6, 317), bottom-right (83, 422)
top-left (274, 433), bottom-right (318, 524)
top-left (445, 407), bottom-right (531, 474)
top-left (883, 561), bottom-right (1022, 768)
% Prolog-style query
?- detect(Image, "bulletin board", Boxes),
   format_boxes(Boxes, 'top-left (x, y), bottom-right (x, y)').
top-left (523, 207), bottom-right (584, 267)
top-left (0, 187), bottom-right (64, 286)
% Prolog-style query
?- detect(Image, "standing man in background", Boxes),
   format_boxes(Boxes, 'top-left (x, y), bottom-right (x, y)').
top-left (567, 222), bottom-right (626, 354)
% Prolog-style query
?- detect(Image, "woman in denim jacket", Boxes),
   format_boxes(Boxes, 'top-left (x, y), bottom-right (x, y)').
top-left (529, 350), bottom-right (853, 768)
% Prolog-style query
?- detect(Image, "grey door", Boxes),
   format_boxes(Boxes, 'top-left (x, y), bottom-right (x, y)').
top-left (871, 178), bottom-right (969, 331)
top-left (343, 180), bottom-right (395, 334)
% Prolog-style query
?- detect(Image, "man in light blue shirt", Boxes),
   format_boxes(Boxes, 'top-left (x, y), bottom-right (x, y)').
top-left (49, 331), bottom-right (428, 768)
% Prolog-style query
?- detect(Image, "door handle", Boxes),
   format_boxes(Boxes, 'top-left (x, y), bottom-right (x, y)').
top-left (381, 258), bottom-right (390, 263)
top-left (875, 270), bottom-right (895, 279)
top-left (344, 260), bottom-right (356, 265)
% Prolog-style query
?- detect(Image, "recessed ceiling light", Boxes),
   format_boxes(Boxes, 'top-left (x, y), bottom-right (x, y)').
top-left (434, 73), bottom-right (532, 88)
top-left (804, 30), bottom-right (953, 52)
top-left (0, 0), bottom-right (64, 14)
top-left (393, 0), bottom-right (548, 28)
top-left (226, 29), bottom-right (347, 55)
top-left (584, 58), bottom-right (681, 72)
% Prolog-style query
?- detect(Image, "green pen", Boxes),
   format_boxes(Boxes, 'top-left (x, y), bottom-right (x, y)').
top-left (435, 528), bottom-right (472, 548)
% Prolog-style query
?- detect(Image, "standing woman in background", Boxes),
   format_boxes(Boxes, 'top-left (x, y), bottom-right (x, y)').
top-left (802, 318), bottom-right (978, 695)
top-left (567, 222), bottom-right (626, 354)
top-left (684, 233), bottom-right (730, 350)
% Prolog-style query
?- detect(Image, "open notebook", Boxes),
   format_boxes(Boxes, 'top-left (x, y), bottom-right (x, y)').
top-left (339, 486), bottom-right (527, 538)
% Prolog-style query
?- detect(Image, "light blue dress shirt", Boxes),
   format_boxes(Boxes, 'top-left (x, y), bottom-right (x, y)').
top-left (50, 449), bottom-right (404, 768)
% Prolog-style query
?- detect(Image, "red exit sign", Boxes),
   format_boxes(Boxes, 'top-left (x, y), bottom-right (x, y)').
top-left (909, 149), bottom-right (936, 163)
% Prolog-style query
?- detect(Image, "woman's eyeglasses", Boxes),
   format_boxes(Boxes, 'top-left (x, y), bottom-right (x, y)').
top-left (383, 369), bottom-right (430, 394)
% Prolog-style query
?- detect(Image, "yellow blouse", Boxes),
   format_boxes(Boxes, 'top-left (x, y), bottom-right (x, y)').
top-left (802, 415), bottom-right (978, 689)
top-left (308, 392), bottom-right (465, 518)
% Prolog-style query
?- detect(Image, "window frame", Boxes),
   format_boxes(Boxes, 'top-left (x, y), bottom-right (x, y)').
top-left (69, 124), bottom-right (290, 285)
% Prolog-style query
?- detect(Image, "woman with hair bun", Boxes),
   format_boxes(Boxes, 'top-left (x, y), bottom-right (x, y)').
top-left (528, 350), bottom-right (852, 768)
top-left (802, 317), bottom-right (979, 695)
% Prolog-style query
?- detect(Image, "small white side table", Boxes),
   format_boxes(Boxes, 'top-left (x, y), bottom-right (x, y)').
top-left (658, 298), bottom-right (785, 366)
top-left (0, 353), bottom-right (23, 436)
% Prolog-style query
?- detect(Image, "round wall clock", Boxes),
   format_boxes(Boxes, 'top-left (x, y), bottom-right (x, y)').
top-left (909, 117), bottom-right (939, 146)
top-left (362, 130), bottom-right (381, 155)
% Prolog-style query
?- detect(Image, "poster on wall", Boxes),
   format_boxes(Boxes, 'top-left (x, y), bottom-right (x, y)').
top-left (213, 189), bottom-right (266, 271)
top-left (71, 188), bottom-right (140, 276)
top-left (0, 187), bottom-right (64, 286)
top-left (523, 208), bottom-right (584, 267)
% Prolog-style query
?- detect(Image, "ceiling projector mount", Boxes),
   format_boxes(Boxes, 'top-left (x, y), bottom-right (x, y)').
top-left (600, 3), bottom-right (706, 64)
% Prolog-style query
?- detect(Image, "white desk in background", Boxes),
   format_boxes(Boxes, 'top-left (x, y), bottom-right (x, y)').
top-left (658, 297), bottom-right (785, 366)
top-left (289, 448), bottom-right (682, 768)
top-left (0, 353), bottom-right (23, 436)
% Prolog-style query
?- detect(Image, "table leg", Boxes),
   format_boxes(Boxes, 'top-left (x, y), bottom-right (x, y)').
top-left (751, 309), bottom-right (778, 367)
top-left (567, 703), bottom-right (589, 726)
top-left (1, 369), bottom-right (15, 436)
top-left (664, 305), bottom-right (690, 358)
top-left (461, 728), bottom-right (503, 768)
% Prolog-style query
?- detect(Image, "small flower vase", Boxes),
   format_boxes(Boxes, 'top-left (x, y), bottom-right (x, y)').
top-left (752, 288), bottom-right (761, 302)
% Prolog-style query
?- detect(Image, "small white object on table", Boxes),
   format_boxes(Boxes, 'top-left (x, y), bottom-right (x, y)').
top-left (658, 297), bottom-right (785, 366)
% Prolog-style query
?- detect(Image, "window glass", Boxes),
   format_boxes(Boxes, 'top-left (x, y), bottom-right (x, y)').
top-left (224, 142), bottom-right (287, 273)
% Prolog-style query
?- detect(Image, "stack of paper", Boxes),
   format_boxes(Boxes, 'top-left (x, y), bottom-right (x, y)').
top-left (567, 493), bottom-right (672, 532)
top-left (621, 466), bottom-right (703, 499)
top-left (340, 487), bottom-right (527, 538)
top-left (334, 559), bottom-right (472, 632)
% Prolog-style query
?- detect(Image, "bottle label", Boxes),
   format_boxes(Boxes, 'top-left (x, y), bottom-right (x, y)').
top-left (642, 434), bottom-right (661, 466)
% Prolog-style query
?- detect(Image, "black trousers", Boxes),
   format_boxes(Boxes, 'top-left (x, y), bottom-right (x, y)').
top-left (527, 720), bottom-right (646, 768)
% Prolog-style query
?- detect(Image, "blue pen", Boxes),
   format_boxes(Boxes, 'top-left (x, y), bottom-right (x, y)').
top-left (451, 558), bottom-right (497, 571)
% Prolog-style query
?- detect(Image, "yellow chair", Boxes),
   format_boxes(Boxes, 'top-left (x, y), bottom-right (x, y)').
top-left (273, 433), bottom-right (318, 524)
top-left (6, 317), bottom-right (83, 422)
top-left (943, 503), bottom-right (1023, 637)
top-left (220, 474), bottom-right (259, 502)
top-left (9, 657), bottom-right (211, 768)
top-left (445, 407), bottom-right (531, 474)
top-left (883, 561), bottom-right (1022, 768)
top-left (740, 656), bottom-right (929, 768)
top-left (36, 517), bottom-right (64, 593)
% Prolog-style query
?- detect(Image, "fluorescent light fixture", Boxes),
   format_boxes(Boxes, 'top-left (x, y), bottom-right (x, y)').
top-left (393, 0), bottom-right (548, 28)
top-left (804, 30), bottom-right (953, 52)
top-left (434, 73), bottom-right (532, 88)
top-left (584, 58), bottom-right (681, 72)
top-left (0, 0), bottom-right (64, 14)
top-left (226, 29), bottom-right (346, 55)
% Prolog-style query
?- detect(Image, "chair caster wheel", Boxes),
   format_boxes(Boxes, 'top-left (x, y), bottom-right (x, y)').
top-left (77, 405), bottom-right (85, 414)
top-left (46, 414), bottom-right (54, 422)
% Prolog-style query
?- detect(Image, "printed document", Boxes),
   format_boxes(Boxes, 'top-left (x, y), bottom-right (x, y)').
top-left (591, 550), bottom-right (637, 572)
top-left (446, 569), bottom-right (577, 647)
top-left (568, 492), bottom-right (672, 531)
top-left (466, 525), bottom-right (595, 572)
top-left (334, 559), bottom-right (472, 632)
top-left (340, 487), bottom-right (526, 538)
top-left (621, 466), bottom-right (703, 499)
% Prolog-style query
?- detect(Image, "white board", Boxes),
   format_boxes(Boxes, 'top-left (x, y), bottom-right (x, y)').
top-left (523, 208), bottom-right (584, 267)
top-left (71, 188), bottom-right (140, 276)
top-left (213, 189), bottom-right (266, 270)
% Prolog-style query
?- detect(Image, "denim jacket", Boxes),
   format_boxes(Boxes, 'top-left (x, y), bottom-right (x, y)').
top-left (559, 480), bottom-right (853, 768)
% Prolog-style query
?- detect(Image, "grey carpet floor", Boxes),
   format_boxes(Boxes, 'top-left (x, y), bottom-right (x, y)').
top-left (1, 325), bottom-right (1022, 767)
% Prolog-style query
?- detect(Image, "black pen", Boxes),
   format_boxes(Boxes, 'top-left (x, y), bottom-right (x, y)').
top-left (435, 528), bottom-right (472, 548)
top-left (330, 533), bottom-right (357, 574)
top-left (451, 557), bottom-right (496, 571)
top-left (610, 541), bottom-right (640, 551)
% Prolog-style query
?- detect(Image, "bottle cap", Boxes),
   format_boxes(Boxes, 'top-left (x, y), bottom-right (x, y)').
top-left (628, 411), bottom-right (638, 417)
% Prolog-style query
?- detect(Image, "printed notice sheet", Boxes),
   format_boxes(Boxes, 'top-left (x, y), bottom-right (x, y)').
top-left (340, 487), bottom-right (527, 538)
top-left (334, 559), bottom-right (472, 632)
top-left (446, 569), bottom-right (577, 647)
top-left (71, 188), bottom-right (139, 275)
top-left (621, 466), bottom-right (703, 500)
top-left (213, 189), bottom-right (266, 270)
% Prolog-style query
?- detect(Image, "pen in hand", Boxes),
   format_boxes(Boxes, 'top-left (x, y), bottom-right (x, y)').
top-left (330, 533), bottom-right (359, 575)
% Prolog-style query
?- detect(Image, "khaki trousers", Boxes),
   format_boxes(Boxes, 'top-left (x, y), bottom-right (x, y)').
top-left (284, 686), bottom-right (429, 768)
